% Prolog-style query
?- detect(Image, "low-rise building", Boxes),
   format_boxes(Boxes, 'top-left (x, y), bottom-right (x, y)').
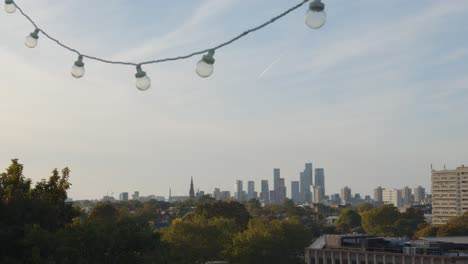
top-left (305, 235), bottom-right (468, 264)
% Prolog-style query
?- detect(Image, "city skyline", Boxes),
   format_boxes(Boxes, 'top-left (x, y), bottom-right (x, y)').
top-left (87, 161), bottom-right (438, 203)
top-left (17, 161), bottom-right (451, 200)
top-left (1, 1), bottom-right (467, 200)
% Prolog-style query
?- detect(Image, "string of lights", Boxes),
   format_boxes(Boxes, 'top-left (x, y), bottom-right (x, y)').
top-left (4, 0), bottom-right (327, 91)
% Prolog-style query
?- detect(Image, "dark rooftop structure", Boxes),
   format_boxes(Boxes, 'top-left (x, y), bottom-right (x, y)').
top-left (306, 234), bottom-right (468, 264)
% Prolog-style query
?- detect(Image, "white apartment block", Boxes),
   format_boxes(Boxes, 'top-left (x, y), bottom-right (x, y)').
top-left (382, 189), bottom-right (402, 208)
top-left (432, 165), bottom-right (468, 225)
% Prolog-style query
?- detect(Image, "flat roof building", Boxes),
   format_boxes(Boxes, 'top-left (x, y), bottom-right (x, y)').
top-left (306, 235), bottom-right (468, 264)
top-left (432, 165), bottom-right (468, 225)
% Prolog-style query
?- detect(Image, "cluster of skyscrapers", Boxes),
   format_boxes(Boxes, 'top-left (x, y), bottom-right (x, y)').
top-left (101, 163), bottom-right (468, 226)
top-left (228, 162), bottom-right (326, 205)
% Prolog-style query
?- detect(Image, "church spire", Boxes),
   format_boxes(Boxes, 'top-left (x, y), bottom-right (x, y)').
top-left (189, 176), bottom-right (195, 199)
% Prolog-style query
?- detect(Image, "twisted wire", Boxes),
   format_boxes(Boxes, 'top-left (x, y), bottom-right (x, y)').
top-left (12, 0), bottom-right (310, 67)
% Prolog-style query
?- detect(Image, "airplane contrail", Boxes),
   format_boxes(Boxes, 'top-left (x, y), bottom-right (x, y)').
top-left (258, 51), bottom-right (289, 79)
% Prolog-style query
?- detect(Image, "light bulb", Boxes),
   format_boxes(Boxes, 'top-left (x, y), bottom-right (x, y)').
top-left (305, 0), bottom-right (326, 29)
top-left (196, 50), bottom-right (215, 78)
top-left (135, 65), bottom-right (151, 91)
top-left (71, 55), bottom-right (85, 78)
top-left (25, 29), bottom-right (39, 48)
top-left (5, 0), bottom-right (16, 13)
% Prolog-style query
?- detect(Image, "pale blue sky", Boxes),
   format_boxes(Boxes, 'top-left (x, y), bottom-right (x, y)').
top-left (1, 0), bottom-right (467, 200)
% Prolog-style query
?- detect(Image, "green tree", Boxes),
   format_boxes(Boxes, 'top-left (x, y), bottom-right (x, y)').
top-left (437, 212), bottom-right (468, 236)
top-left (415, 223), bottom-right (439, 238)
top-left (227, 217), bottom-right (313, 264)
top-left (194, 201), bottom-right (251, 231)
top-left (30, 168), bottom-right (79, 230)
top-left (361, 205), bottom-right (400, 236)
top-left (246, 199), bottom-right (262, 216)
top-left (358, 202), bottom-right (374, 213)
top-left (0, 160), bottom-right (78, 261)
top-left (163, 214), bottom-right (237, 263)
top-left (87, 202), bottom-right (119, 224)
top-left (394, 207), bottom-right (426, 237)
top-left (335, 208), bottom-right (361, 233)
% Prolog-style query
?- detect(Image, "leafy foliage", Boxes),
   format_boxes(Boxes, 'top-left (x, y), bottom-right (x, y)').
top-left (361, 205), bottom-right (425, 237)
top-left (436, 212), bottom-right (468, 236)
top-left (163, 214), bottom-right (237, 263)
top-left (335, 208), bottom-right (361, 233)
top-left (227, 217), bottom-right (313, 264)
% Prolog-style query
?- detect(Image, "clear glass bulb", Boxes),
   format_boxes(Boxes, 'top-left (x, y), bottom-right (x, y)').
top-left (196, 60), bottom-right (214, 78)
top-left (136, 76), bottom-right (151, 91)
top-left (305, 9), bottom-right (326, 29)
top-left (25, 35), bottom-right (38, 48)
top-left (5, 3), bottom-right (16, 13)
top-left (71, 65), bottom-right (85, 79)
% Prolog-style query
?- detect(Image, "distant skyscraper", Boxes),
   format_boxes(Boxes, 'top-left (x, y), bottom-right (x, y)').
top-left (273, 168), bottom-right (281, 191)
top-left (260, 180), bottom-right (270, 203)
top-left (119, 192), bottom-right (129, 201)
top-left (330, 193), bottom-right (340, 205)
top-left (300, 163), bottom-right (313, 203)
top-left (340, 186), bottom-right (351, 205)
top-left (132, 191), bottom-right (139, 200)
top-left (401, 186), bottom-right (413, 205)
top-left (220, 191), bottom-right (231, 201)
top-left (382, 188), bottom-right (402, 208)
top-left (277, 178), bottom-right (286, 203)
top-left (235, 180), bottom-right (243, 201)
top-left (313, 185), bottom-right (324, 204)
top-left (272, 168), bottom-right (285, 204)
top-left (291, 181), bottom-right (300, 203)
top-left (189, 177), bottom-right (195, 199)
top-left (213, 188), bottom-right (221, 200)
top-left (247, 181), bottom-right (255, 200)
top-left (373, 186), bottom-right (383, 204)
top-left (414, 186), bottom-right (426, 203)
top-left (314, 168), bottom-right (325, 191)
top-left (269, 190), bottom-right (276, 204)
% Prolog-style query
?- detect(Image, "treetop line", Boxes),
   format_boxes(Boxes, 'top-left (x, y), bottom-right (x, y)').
top-left (4, 0), bottom-right (327, 91)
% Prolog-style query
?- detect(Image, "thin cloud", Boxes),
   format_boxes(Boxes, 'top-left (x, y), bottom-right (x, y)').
top-left (112, 0), bottom-right (237, 62)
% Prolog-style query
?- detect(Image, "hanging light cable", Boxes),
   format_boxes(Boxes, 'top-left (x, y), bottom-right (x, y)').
top-left (7, 0), bottom-right (327, 90)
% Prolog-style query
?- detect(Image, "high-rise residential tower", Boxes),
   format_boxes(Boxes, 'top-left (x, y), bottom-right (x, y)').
top-left (382, 188), bottom-right (402, 208)
top-left (432, 165), bottom-right (468, 225)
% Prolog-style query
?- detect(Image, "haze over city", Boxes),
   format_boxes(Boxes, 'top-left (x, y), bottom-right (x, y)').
top-left (1, 0), bottom-right (468, 200)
